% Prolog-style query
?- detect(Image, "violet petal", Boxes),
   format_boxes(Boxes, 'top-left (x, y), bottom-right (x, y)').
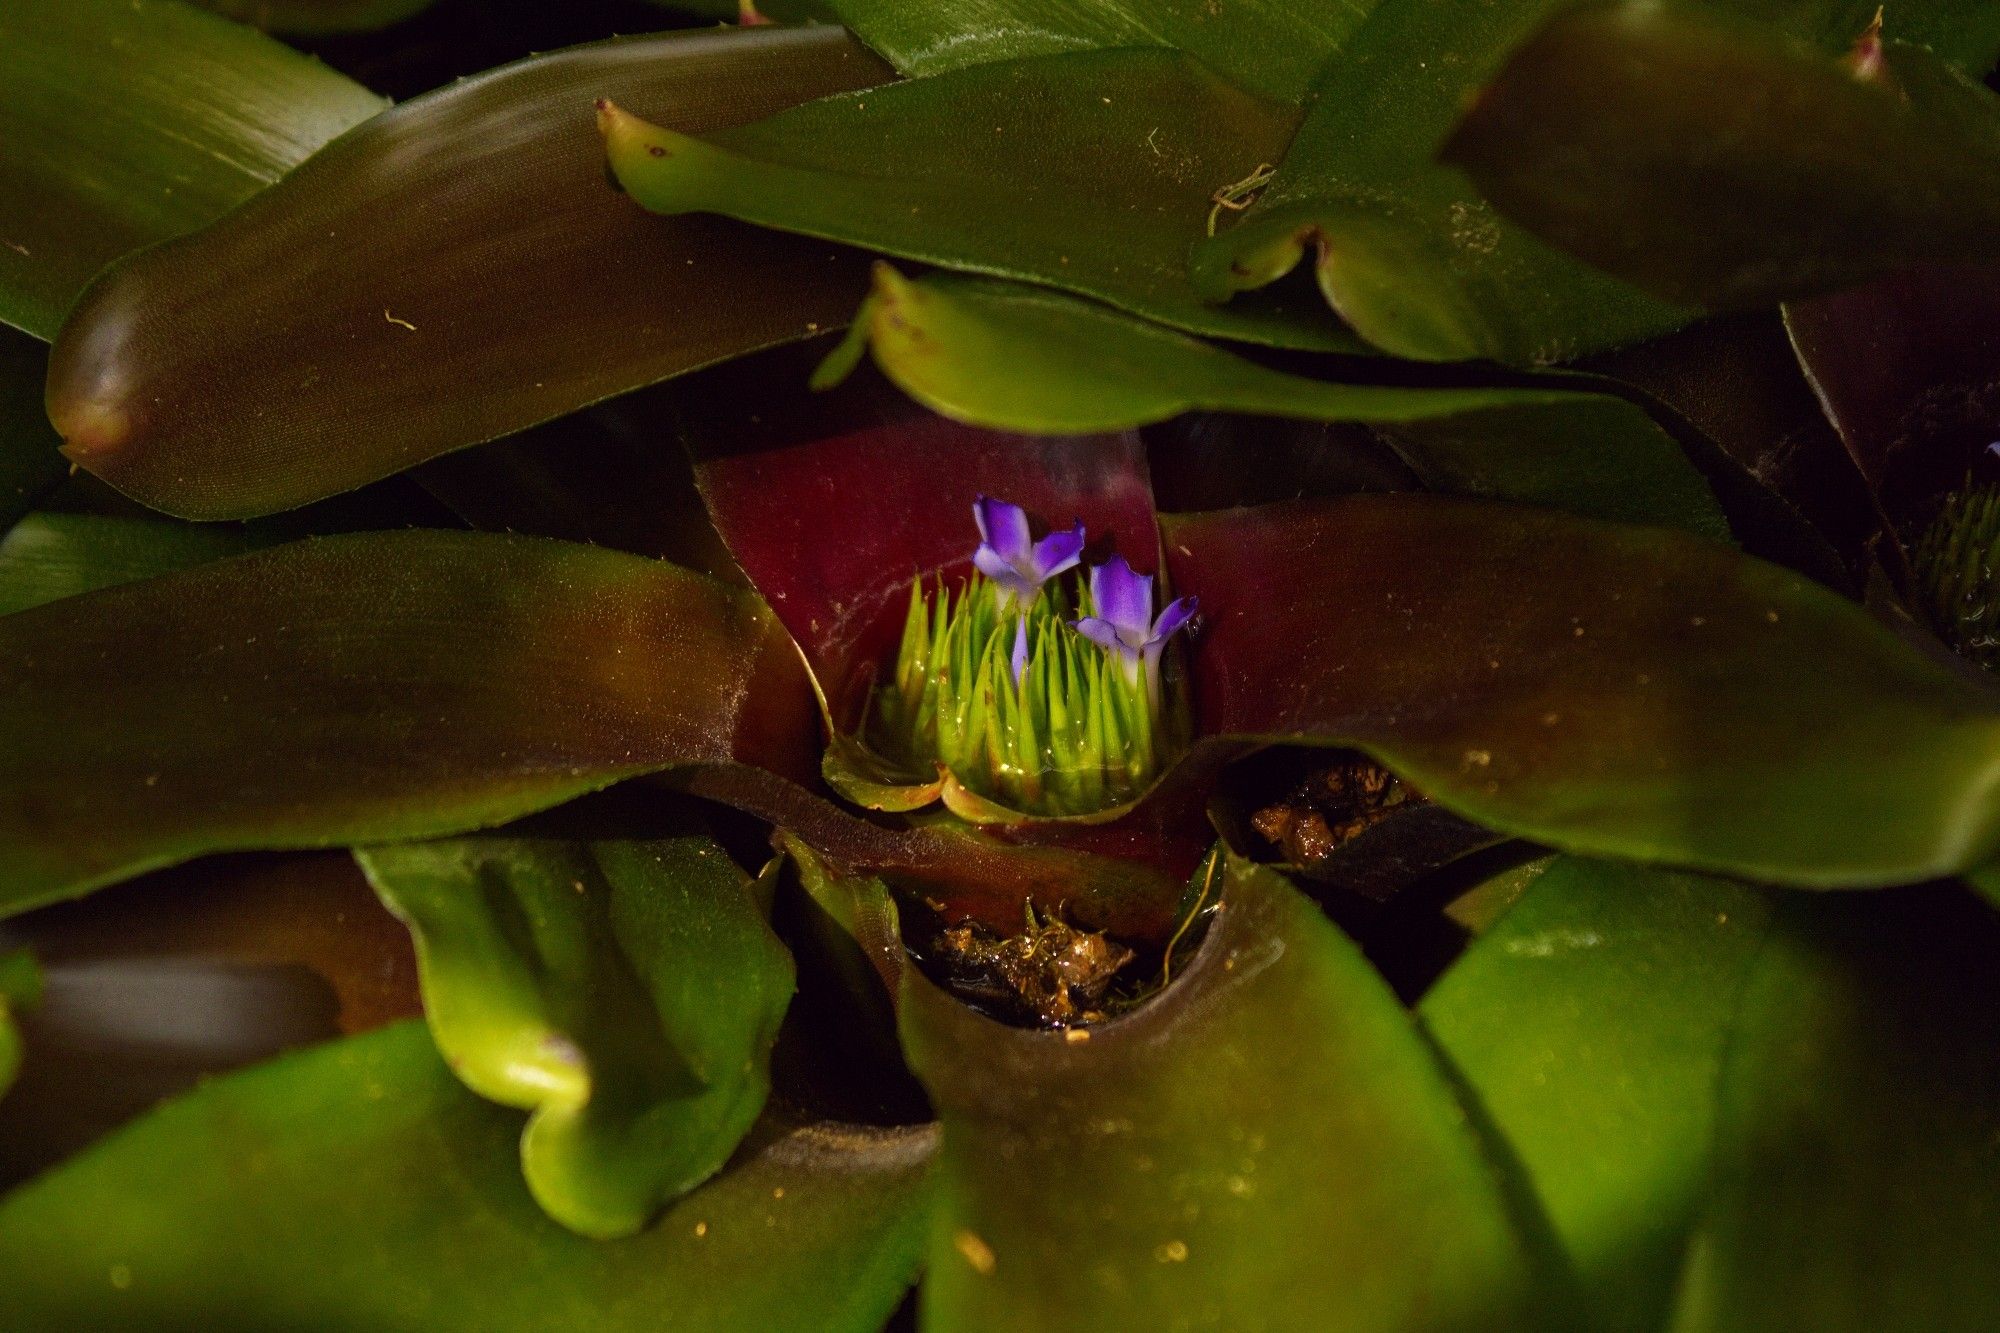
top-left (1030, 522), bottom-right (1086, 581)
top-left (973, 496), bottom-right (1033, 567)
top-left (1088, 555), bottom-right (1154, 634)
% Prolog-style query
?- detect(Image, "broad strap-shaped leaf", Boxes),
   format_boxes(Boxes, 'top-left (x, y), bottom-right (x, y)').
top-left (0, 1022), bottom-right (936, 1332)
top-left (0, 530), bottom-right (818, 917)
top-left (47, 27), bottom-right (891, 520)
top-left (824, 0), bottom-right (1369, 102)
top-left (901, 855), bottom-right (1557, 1331)
top-left (683, 350), bottom-right (1162, 701)
top-left (1670, 887), bottom-right (2000, 1331)
top-left (358, 836), bottom-right (794, 1239)
top-left (0, 950), bottom-right (37, 1102)
top-left (1444, 2), bottom-right (2000, 312)
top-left (600, 50), bottom-right (1359, 354)
top-left (1163, 496), bottom-right (2000, 886)
top-left (0, 333), bottom-right (62, 531)
top-left (191, 0), bottom-right (437, 36)
top-left (0, 0), bottom-right (385, 341)
top-left (1422, 858), bottom-right (1774, 1331)
top-left (837, 268), bottom-right (1729, 536)
top-left (0, 513), bottom-right (266, 616)
top-left (1784, 265), bottom-right (2000, 532)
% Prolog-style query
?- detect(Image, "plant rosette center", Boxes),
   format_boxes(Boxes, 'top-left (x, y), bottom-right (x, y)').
top-left (824, 497), bottom-right (1196, 823)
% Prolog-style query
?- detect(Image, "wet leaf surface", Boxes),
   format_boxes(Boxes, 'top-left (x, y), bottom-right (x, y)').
top-left (901, 856), bottom-right (1556, 1332)
top-left (601, 49), bottom-right (1360, 353)
top-left (0, 530), bottom-right (818, 917)
top-left (48, 27), bottom-right (890, 519)
top-left (1422, 858), bottom-right (1773, 1331)
top-left (1163, 495), bottom-right (2000, 886)
top-left (1671, 887), bottom-right (2000, 1331)
top-left (1445, 2), bottom-right (2000, 312)
top-left (358, 835), bottom-right (794, 1238)
top-left (0, 0), bottom-right (385, 341)
top-left (0, 1022), bottom-right (936, 1332)
top-left (840, 270), bottom-right (1727, 535)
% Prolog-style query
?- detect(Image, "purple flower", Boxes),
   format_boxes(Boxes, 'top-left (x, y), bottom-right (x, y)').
top-left (1074, 555), bottom-right (1197, 689)
top-left (973, 497), bottom-right (1085, 611)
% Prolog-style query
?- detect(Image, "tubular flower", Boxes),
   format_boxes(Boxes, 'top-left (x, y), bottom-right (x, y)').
top-left (870, 500), bottom-right (1195, 818)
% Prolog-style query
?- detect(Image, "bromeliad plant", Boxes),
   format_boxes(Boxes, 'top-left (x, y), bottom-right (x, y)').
top-left (8, 0), bottom-right (2000, 1328)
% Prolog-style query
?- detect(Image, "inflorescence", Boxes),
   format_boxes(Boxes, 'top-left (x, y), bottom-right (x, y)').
top-left (870, 497), bottom-right (1196, 817)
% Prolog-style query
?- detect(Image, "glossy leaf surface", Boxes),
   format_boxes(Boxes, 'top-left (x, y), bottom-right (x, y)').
top-left (1163, 496), bottom-right (2000, 886)
top-left (1422, 858), bottom-right (1773, 1330)
top-left (601, 50), bottom-right (1360, 352)
top-left (1672, 888), bottom-right (2000, 1331)
top-left (358, 836), bottom-right (794, 1238)
top-left (0, 0), bottom-right (385, 341)
top-left (1187, 0), bottom-right (1689, 363)
top-left (825, 0), bottom-right (1367, 101)
top-left (48, 27), bottom-right (891, 520)
top-left (903, 856), bottom-right (1552, 1332)
top-left (0, 513), bottom-right (264, 616)
top-left (0, 334), bottom-right (61, 530)
top-left (843, 269), bottom-right (1727, 535)
top-left (0, 1022), bottom-right (935, 1331)
top-left (0, 530), bottom-right (816, 916)
top-left (0, 951), bottom-right (37, 1102)
top-left (1445, 2), bottom-right (2000, 311)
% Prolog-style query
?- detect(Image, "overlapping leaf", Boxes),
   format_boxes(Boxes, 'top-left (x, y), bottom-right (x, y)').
top-left (358, 836), bottom-right (794, 1238)
top-left (1445, 1), bottom-right (2000, 312)
top-left (0, 513), bottom-right (265, 616)
top-left (833, 268), bottom-right (1728, 535)
top-left (0, 530), bottom-right (819, 917)
top-left (191, 0), bottom-right (437, 36)
top-left (0, 333), bottom-right (61, 530)
top-left (1163, 496), bottom-right (2000, 885)
top-left (1423, 858), bottom-right (1774, 1330)
top-left (47, 27), bottom-right (892, 519)
top-left (0, 0), bottom-right (385, 341)
top-left (0, 1022), bottom-right (935, 1331)
top-left (600, 50), bottom-right (1357, 354)
top-left (902, 856), bottom-right (1557, 1331)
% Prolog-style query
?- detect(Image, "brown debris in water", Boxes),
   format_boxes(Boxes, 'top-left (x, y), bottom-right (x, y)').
top-left (1250, 756), bottom-right (1416, 871)
top-left (934, 905), bottom-right (1135, 1028)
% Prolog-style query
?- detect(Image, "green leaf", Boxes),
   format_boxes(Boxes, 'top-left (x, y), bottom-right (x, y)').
top-left (0, 950), bottom-right (39, 1102)
top-left (901, 855), bottom-right (1559, 1331)
top-left (0, 513), bottom-right (265, 616)
top-left (840, 268), bottom-right (1728, 536)
top-left (0, 529), bottom-right (816, 917)
top-left (0, 0), bottom-right (385, 341)
top-left (600, 49), bottom-right (1363, 355)
top-left (0, 332), bottom-right (62, 531)
top-left (0, 1022), bottom-right (935, 1331)
top-left (1671, 888), bottom-right (2000, 1330)
top-left (357, 836), bottom-right (795, 1239)
top-left (1164, 496), bottom-right (2000, 887)
top-left (1186, 0), bottom-right (1691, 363)
top-left (1422, 858), bottom-right (1774, 1331)
top-left (48, 27), bottom-right (892, 520)
top-left (1443, 1), bottom-right (2000, 311)
top-left (190, 0), bottom-right (437, 36)
top-left (825, 0), bottom-right (1372, 102)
